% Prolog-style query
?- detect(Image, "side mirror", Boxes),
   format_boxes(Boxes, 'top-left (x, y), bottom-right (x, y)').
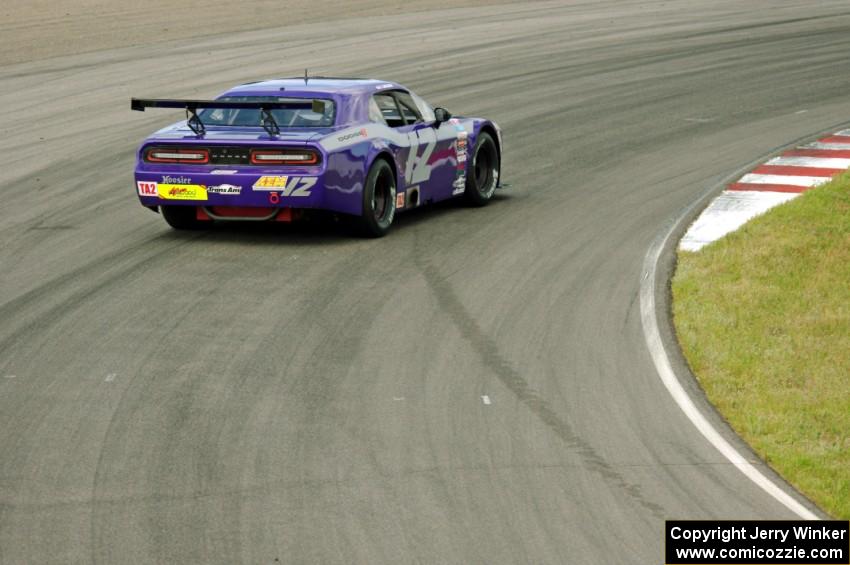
top-left (434, 107), bottom-right (452, 125)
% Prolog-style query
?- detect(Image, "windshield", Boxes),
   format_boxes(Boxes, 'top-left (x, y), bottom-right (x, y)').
top-left (198, 96), bottom-right (335, 127)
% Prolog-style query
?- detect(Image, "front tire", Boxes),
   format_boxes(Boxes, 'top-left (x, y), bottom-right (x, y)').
top-left (463, 132), bottom-right (499, 206)
top-left (355, 158), bottom-right (397, 237)
top-left (160, 205), bottom-right (207, 230)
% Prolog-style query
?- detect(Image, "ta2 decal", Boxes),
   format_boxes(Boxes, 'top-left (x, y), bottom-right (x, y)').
top-left (137, 181), bottom-right (158, 196)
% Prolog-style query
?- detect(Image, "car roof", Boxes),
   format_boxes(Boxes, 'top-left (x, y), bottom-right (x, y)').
top-left (221, 78), bottom-right (405, 97)
top-left (217, 78), bottom-right (412, 126)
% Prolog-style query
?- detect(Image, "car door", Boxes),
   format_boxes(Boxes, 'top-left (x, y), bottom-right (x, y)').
top-left (391, 90), bottom-right (458, 202)
top-left (372, 91), bottom-right (424, 198)
top-left (409, 90), bottom-right (468, 200)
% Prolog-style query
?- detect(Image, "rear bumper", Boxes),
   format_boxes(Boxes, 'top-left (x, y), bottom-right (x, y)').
top-left (134, 166), bottom-right (362, 217)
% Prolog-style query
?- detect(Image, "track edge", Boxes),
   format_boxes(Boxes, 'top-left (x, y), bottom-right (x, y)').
top-left (638, 120), bottom-right (850, 520)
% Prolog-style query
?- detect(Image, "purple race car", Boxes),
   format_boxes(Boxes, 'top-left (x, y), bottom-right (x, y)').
top-left (131, 77), bottom-right (503, 236)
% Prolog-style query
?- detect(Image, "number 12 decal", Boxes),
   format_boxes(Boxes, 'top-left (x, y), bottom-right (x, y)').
top-left (405, 128), bottom-right (437, 185)
top-left (286, 177), bottom-right (317, 197)
top-left (265, 178), bottom-right (315, 204)
top-left (253, 176), bottom-right (317, 196)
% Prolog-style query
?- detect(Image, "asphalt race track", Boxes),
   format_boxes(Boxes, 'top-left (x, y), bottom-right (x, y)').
top-left (2, 2), bottom-right (850, 563)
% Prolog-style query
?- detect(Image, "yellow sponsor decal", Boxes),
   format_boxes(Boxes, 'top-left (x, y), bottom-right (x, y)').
top-left (157, 184), bottom-right (208, 201)
top-left (253, 175), bottom-right (288, 190)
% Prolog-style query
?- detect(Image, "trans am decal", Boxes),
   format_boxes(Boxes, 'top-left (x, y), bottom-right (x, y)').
top-left (207, 184), bottom-right (241, 195)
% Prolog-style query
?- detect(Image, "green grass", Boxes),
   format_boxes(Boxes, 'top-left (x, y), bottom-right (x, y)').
top-left (672, 173), bottom-right (850, 518)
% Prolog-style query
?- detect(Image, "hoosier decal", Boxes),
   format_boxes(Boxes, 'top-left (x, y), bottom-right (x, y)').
top-left (160, 175), bottom-right (193, 184)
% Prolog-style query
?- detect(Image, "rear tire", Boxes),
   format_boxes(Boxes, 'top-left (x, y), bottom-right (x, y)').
top-left (463, 132), bottom-right (499, 206)
top-left (160, 206), bottom-right (207, 230)
top-left (355, 159), bottom-right (396, 237)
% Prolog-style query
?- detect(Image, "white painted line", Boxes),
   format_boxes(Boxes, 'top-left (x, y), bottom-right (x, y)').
top-left (392, 396), bottom-right (405, 401)
top-left (3, 375), bottom-right (16, 379)
top-left (642, 212), bottom-right (819, 520)
top-left (680, 191), bottom-right (798, 251)
top-left (481, 395), bottom-right (492, 405)
top-left (795, 109), bottom-right (808, 114)
top-left (105, 373), bottom-right (116, 382)
top-left (738, 173), bottom-right (831, 187)
top-left (833, 129), bottom-right (850, 137)
top-left (766, 156), bottom-right (850, 169)
top-left (800, 141), bottom-right (850, 151)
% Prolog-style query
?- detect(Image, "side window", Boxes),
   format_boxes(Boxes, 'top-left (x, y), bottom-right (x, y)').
top-left (368, 97), bottom-right (387, 125)
top-left (393, 92), bottom-right (423, 124)
top-left (410, 92), bottom-right (436, 123)
top-left (373, 93), bottom-right (405, 128)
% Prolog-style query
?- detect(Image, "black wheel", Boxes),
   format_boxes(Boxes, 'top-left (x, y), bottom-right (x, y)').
top-left (355, 158), bottom-right (396, 237)
top-left (463, 132), bottom-right (499, 206)
top-left (160, 205), bottom-right (207, 230)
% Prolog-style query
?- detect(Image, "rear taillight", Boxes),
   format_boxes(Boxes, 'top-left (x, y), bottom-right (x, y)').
top-left (145, 147), bottom-right (210, 164)
top-left (250, 149), bottom-right (320, 166)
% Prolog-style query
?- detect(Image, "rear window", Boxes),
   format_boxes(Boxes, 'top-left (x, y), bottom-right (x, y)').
top-left (199, 96), bottom-right (335, 127)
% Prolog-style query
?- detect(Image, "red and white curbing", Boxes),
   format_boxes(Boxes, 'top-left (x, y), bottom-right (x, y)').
top-left (680, 129), bottom-right (850, 251)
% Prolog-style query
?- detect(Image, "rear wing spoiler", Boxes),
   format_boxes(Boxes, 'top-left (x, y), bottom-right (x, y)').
top-left (130, 98), bottom-right (320, 136)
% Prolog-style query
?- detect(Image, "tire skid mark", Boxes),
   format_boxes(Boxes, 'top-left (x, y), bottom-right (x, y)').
top-left (682, 14), bottom-right (850, 39)
top-left (0, 235), bottom-right (196, 365)
top-left (0, 229), bottom-right (180, 317)
top-left (415, 251), bottom-right (666, 519)
top-left (86, 269), bottom-right (244, 565)
top-left (282, 245), bottom-right (430, 561)
top-left (85, 237), bottom-right (399, 563)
